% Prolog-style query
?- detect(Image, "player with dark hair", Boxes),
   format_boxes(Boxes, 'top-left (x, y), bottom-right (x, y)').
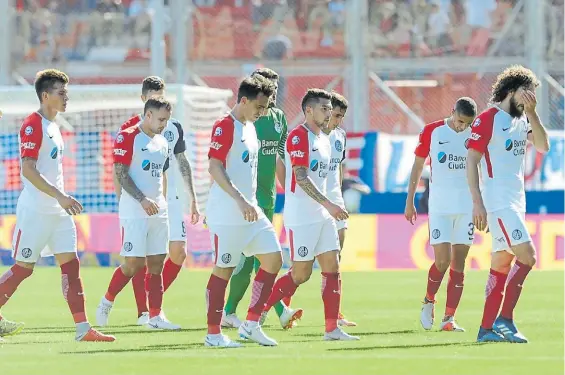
top-left (221, 68), bottom-right (303, 330)
top-left (262, 88), bottom-right (359, 341)
top-left (467, 65), bottom-right (549, 343)
top-left (204, 76), bottom-right (283, 348)
top-left (96, 97), bottom-right (182, 330)
top-left (405, 97), bottom-right (477, 332)
top-left (0, 69), bottom-right (114, 342)
top-left (109, 76), bottom-right (199, 326)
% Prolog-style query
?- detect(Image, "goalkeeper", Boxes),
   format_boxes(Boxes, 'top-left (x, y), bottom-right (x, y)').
top-left (221, 68), bottom-right (303, 330)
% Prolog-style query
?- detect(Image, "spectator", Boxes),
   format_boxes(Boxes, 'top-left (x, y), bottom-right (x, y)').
top-left (91, 0), bottom-right (125, 46)
top-left (426, 1), bottom-right (451, 51)
top-left (306, 0), bottom-right (333, 46)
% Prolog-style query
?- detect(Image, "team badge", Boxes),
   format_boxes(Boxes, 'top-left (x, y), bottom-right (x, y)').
top-left (24, 126), bottom-right (33, 135)
top-left (274, 120), bottom-right (282, 133)
top-left (292, 136), bottom-right (300, 145)
top-left (214, 127), bottom-right (223, 137)
top-left (116, 134), bottom-right (124, 144)
top-left (298, 246), bottom-right (308, 257)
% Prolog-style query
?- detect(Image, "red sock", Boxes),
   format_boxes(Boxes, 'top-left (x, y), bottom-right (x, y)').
top-left (105, 267), bottom-right (132, 302)
top-left (500, 261), bottom-right (532, 320)
top-left (147, 273), bottom-right (164, 318)
top-left (206, 274), bottom-right (228, 334)
top-left (481, 269), bottom-right (508, 329)
top-left (132, 266), bottom-right (148, 317)
top-left (0, 264), bottom-right (33, 308)
top-left (282, 296), bottom-right (292, 306)
top-left (322, 272), bottom-right (341, 333)
top-left (263, 272), bottom-right (298, 312)
top-left (163, 258), bottom-right (182, 292)
top-left (246, 268), bottom-right (277, 321)
top-left (338, 276), bottom-right (343, 314)
top-left (60, 258), bottom-right (88, 324)
top-left (426, 263), bottom-right (446, 301)
top-left (445, 269), bottom-right (464, 317)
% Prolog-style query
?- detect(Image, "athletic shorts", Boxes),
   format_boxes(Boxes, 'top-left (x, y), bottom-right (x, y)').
top-left (287, 218), bottom-right (340, 262)
top-left (335, 219), bottom-right (348, 231)
top-left (428, 213), bottom-right (475, 246)
top-left (120, 217), bottom-right (169, 257)
top-left (12, 205), bottom-right (77, 263)
top-left (487, 208), bottom-right (532, 253)
top-left (168, 197), bottom-right (186, 242)
top-left (208, 216), bottom-right (281, 268)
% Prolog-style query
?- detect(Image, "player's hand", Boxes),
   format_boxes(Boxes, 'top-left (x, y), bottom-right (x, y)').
top-left (521, 90), bottom-right (537, 113)
top-left (325, 202), bottom-right (349, 221)
top-left (57, 193), bottom-right (83, 216)
top-left (141, 197), bottom-right (159, 216)
top-left (473, 201), bottom-right (488, 231)
top-left (189, 200), bottom-right (200, 225)
top-left (236, 198), bottom-right (259, 222)
top-left (404, 201), bottom-right (417, 225)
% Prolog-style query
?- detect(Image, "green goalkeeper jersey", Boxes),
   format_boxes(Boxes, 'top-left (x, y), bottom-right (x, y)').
top-left (254, 107), bottom-right (288, 211)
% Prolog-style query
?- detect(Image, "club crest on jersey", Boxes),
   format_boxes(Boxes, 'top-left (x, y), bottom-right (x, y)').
top-left (142, 159), bottom-right (151, 171)
top-left (274, 120), bottom-right (282, 133)
top-left (50, 147), bottom-right (60, 159)
top-left (292, 136), bottom-right (300, 145)
top-left (214, 127), bottom-right (223, 137)
top-left (335, 140), bottom-right (343, 152)
top-left (437, 152), bottom-right (447, 163)
top-left (164, 130), bottom-right (174, 142)
top-left (242, 150), bottom-right (250, 163)
top-left (472, 118), bottom-right (481, 128)
top-left (310, 159), bottom-right (319, 171)
top-left (24, 126), bottom-right (33, 135)
top-left (116, 134), bottom-right (124, 144)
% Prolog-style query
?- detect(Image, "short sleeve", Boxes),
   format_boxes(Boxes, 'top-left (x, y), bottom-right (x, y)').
top-left (19, 119), bottom-right (43, 159)
top-left (208, 118), bottom-right (234, 164)
top-left (467, 110), bottom-right (495, 154)
top-left (414, 126), bottom-right (433, 158)
top-left (113, 129), bottom-right (136, 166)
top-left (286, 130), bottom-right (309, 167)
top-left (171, 119), bottom-right (187, 154)
top-left (341, 131), bottom-right (347, 162)
top-left (163, 157), bottom-right (170, 172)
top-left (277, 113), bottom-right (288, 160)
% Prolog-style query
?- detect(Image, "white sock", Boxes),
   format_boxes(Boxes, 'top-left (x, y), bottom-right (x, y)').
top-left (75, 322), bottom-right (91, 338)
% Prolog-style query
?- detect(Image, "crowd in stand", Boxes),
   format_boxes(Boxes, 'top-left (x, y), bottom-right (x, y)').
top-left (10, 0), bottom-right (564, 63)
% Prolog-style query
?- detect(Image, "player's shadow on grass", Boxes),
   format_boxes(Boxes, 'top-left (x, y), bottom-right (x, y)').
top-left (103, 327), bottom-right (207, 335)
top-left (293, 329), bottom-right (418, 338)
top-left (327, 342), bottom-right (483, 352)
top-left (23, 327), bottom-right (77, 334)
top-left (62, 343), bottom-right (207, 354)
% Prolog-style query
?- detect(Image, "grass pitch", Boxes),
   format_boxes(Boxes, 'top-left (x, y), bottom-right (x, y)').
top-left (0, 268), bottom-right (563, 375)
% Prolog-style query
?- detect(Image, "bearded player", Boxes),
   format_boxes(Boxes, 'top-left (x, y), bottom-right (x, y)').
top-left (467, 65), bottom-right (549, 343)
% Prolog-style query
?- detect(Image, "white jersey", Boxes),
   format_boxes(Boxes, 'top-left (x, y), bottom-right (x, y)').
top-left (467, 106), bottom-right (531, 213)
top-left (18, 112), bottom-right (66, 215)
top-left (206, 114), bottom-right (260, 226)
top-left (113, 125), bottom-right (170, 219)
top-left (284, 124), bottom-right (332, 226)
top-left (326, 127), bottom-right (346, 206)
top-left (119, 115), bottom-right (186, 202)
top-left (414, 119), bottom-right (472, 215)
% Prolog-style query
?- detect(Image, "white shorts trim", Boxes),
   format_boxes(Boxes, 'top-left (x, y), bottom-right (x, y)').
top-left (428, 213), bottom-right (474, 246)
top-left (487, 209), bottom-right (532, 253)
top-left (209, 217), bottom-right (281, 268)
top-left (287, 219), bottom-right (340, 262)
top-left (12, 207), bottom-right (77, 263)
top-left (120, 217), bottom-right (169, 257)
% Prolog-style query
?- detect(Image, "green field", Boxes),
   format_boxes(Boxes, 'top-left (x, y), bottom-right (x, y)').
top-left (0, 267), bottom-right (563, 375)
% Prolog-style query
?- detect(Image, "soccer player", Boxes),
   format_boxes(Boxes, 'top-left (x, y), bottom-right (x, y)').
top-left (113, 76), bottom-right (200, 325)
top-left (262, 89), bottom-right (359, 341)
top-left (321, 92), bottom-right (356, 327)
top-left (0, 69), bottom-right (114, 342)
top-left (221, 68), bottom-right (303, 330)
top-left (466, 65), bottom-right (549, 343)
top-left (96, 97), bottom-right (181, 330)
top-left (404, 97), bottom-right (478, 332)
top-left (205, 75), bottom-right (283, 348)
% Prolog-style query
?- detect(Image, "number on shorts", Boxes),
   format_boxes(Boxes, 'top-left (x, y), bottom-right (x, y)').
top-left (468, 222), bottom-right (475, 241)
top-left (181, 222), bottom-right (186, 236)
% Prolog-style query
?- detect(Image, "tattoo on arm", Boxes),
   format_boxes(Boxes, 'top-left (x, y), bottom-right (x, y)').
top-left (294, 166), bottom-right (328, 205)
top-left (175, 153), bottom-right (196, 200)
top-left (114, 163), bottom-right (146, 202)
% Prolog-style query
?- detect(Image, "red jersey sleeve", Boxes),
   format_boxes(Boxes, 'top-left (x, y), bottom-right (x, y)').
top-left (119, 115), bottom-right (141, 132)
top-left (19, 114), bottom-right (43, 159)
top-left (467, 108), bottom-right (496, 153)
top-left (208, 117), bottom-right (234, 164)
top-left (286, 128), bottom-right (309, 167)
top-left (113, 127), bottom-right (138, 166)
top-left (414, 121), bottom-right (443, 158)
